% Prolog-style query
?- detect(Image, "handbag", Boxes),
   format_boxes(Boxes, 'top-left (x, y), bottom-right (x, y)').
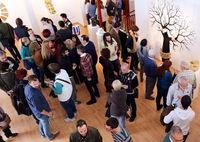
top-left (0, 114), bottom-right (11, 130)
top-left (133, 88), bottom-right (139, 98)
top-left (105, 101), bottom-right (111, 118)
top-left (18, 103), bottom-right (32, 116)
top-left (110, 94), bottom-right (130, 119)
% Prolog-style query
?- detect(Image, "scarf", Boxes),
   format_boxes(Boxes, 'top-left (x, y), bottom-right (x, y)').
top-left (130, 32), bottom-right (137, 53)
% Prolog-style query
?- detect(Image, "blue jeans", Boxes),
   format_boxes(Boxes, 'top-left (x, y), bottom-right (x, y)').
top-left (116, 8), bottom-right (122, 22)
top-left (111, 114), bottom-right (125, 128)
top-left (38, 115), bottom-right (54, 140)
top-left (111, 58), bottom-right (120, 75)
top-left (38, 66), bottom-right (45, 85)
top-left (60, 98), bottom-right (77, 118)
top-left (30, 62), bottom-right (40, 79)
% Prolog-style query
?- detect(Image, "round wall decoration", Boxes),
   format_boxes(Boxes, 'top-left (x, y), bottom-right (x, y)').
top-left (0, 2), bottom-right (8, 22)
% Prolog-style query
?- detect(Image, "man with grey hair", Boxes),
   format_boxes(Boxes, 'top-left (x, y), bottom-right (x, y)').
top-left (119, 62), bottom-right (138, 122)
top-left (173, 60), bottom-right (196, 90)
top-left (163, 126), bottom-right (183, 142)
top-left (143, 49), bottom-right (157, 100)
top-left (77, 45), bottom-right (99, 105)
top-left (166, 76), bottom-right (192, 108)
top-left (0, 50), bottom-right (19, 71)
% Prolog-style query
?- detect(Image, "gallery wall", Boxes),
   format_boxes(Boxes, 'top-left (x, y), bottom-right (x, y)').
top-left (0, 0), bottom-right (87, 36)
top-left (135, 0), bottom-right (200, 98)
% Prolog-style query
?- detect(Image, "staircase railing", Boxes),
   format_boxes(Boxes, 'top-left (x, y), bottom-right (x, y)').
top-left (124, 10), bottom-right (135, 33)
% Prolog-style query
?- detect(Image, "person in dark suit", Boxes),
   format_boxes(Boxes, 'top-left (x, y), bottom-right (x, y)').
top-left (110, 22), bottom-right (121, 57)
top-left (80, 35), bottom-right (98, 84)
top-left (106, 0), bottom-right (117, 16)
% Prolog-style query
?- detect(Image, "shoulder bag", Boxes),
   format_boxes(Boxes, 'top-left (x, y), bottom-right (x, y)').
top-left (0, 110), bottom-right (11, 130)
top-left (110, 94), bottom-right (130, 119)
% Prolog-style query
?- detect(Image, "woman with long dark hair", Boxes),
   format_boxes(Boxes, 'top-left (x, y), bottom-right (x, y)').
top-left (52, 34), bottom-right (64, 61)
top-left (156, 60), bottom-right (176, 110)
top-left (136, 39), bottom-right (150, 82)
top-left (99, 48), bottom-right (115, 92)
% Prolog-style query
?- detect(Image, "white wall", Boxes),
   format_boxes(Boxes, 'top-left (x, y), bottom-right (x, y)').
top-left (135, 0), bottom-right (200, 98)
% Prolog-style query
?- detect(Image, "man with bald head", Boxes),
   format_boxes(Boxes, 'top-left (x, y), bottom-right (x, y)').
top-left (167, 76), bottom-right (192, 108)
top-left (119, 62), bottom-right (138, 122)
top-left (163, 126), bottom-right (184, 142)
top-left (173, 60), bottom-right (196, 92)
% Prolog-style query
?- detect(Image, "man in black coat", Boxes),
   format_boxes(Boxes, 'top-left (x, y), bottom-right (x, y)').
top-left (106, 0), bottom-right (117, 16)
top-left (57, 21), bottom-right (72, 42)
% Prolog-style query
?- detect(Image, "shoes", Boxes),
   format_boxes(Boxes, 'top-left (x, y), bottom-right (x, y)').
top-left (64, 117), bottom-right (75, 122)
top-left (66, 112), bottom-right (77, 117)
top-left (49, 92), bottom-right (57, 98)
top-left (140, 79), bottom-right (143, 82)
top-left (36, 120), bottom-right (39, 124)
top-left (95, 94), bottom-right (100, 98)
top-left (7, 133), bottom-right (18, 138)
top-left (145, 96), bottom-right (155, 100)
top-left (75, 100), bottom-right (81, 104)
top-left (157, 105), bottom-right (163, 111)
top-left (86, 100), bottom-right (97, 105)
top-left (129, 116), bottom-right (136, 122)
top-left (41, 84), bottom-right (48, 88)
top-left (51, 131), bottom-right (60, 140)
top-left (151, 91), bottom-right (154, 94)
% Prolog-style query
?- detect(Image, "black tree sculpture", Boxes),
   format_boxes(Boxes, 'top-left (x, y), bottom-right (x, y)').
top-left (149, 0), bottom-right (195, 61)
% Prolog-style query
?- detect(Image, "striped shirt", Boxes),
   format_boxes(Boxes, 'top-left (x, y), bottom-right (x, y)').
top-left (119, 70), bottom-right (138, 94)
top-left (80, 53), bottom-right (93, 78)
top-left (111, 126), bottom-right (133, 142)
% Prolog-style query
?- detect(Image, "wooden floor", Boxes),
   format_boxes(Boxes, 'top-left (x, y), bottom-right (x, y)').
top-left (0, 24), bottom-right (200, 142)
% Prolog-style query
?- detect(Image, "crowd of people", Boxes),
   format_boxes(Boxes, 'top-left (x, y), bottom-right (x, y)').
top-left (0, 0), bottom-right (197, 141)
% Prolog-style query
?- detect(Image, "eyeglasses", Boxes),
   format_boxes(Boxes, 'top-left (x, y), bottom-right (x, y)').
top-left (171, 135), bottom-right (185, 142)
top-left (76, 120), bottom-right (86, 127)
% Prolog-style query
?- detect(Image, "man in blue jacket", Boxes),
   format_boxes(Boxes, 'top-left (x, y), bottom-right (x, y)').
top-left (143, 49), bottom-right (157, 100)
top-left (81, 35), bottom-right (98, 84)
top-left (24, 75), bottom-right (59, 140)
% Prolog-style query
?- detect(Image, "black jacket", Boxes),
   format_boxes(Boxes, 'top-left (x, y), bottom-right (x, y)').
top-left (18, 80), bottom-right (29, 106)
top-left (58, 55), bottom-right (74, 77)
top-left (14, 25), bottom-right (29, 39)
top-left (106, 0), bottom-right (117, 16)
top-left (99, 56), bottom-right (115, 79)
top-left (43, 54), bottom-right (57, 79)
top-left (57, 28), bottom-right (72, 42)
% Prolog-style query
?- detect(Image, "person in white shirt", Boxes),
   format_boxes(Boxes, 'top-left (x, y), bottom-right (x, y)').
top-left (84, 0), bottom-right (90, 24)
top-left (40, 17), bottom-right (55, 41)
top-left (96, 1), bottom-right (108, 31)
top-left (164, 95), bottom-right (195, 141)
top-left (166, 76), bottom-right (192, 108)
top-left (173, 60), bottom-right (197, 90)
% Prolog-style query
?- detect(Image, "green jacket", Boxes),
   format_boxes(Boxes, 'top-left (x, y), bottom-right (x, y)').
top-left (0, 22), bottom-right (14, 39)
top-left (69, 126), bottom-right (102, 142)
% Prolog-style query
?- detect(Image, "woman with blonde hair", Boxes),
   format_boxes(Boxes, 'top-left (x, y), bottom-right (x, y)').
top-left (28, 29), bottom-right (43, 45)
top-left (108, 16), bottom-right (116, 32)
top-left (29, 41), bottom-right (47, 88)
top-left (65, 38), bottom-right (83, 84)
top-left (107, 80), bottom-right (128, 128)
top-left (41, 40), bottom-right (57, 97)
top-left (20, 37), bottom-right (39, 77)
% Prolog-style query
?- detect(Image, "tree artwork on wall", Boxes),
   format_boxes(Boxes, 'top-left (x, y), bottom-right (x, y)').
top-left (149, 0), bottom-right (195, 61)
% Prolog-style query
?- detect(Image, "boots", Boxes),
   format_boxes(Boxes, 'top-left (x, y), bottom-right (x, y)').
top-left (3, 127), bottom-right (18, 138)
